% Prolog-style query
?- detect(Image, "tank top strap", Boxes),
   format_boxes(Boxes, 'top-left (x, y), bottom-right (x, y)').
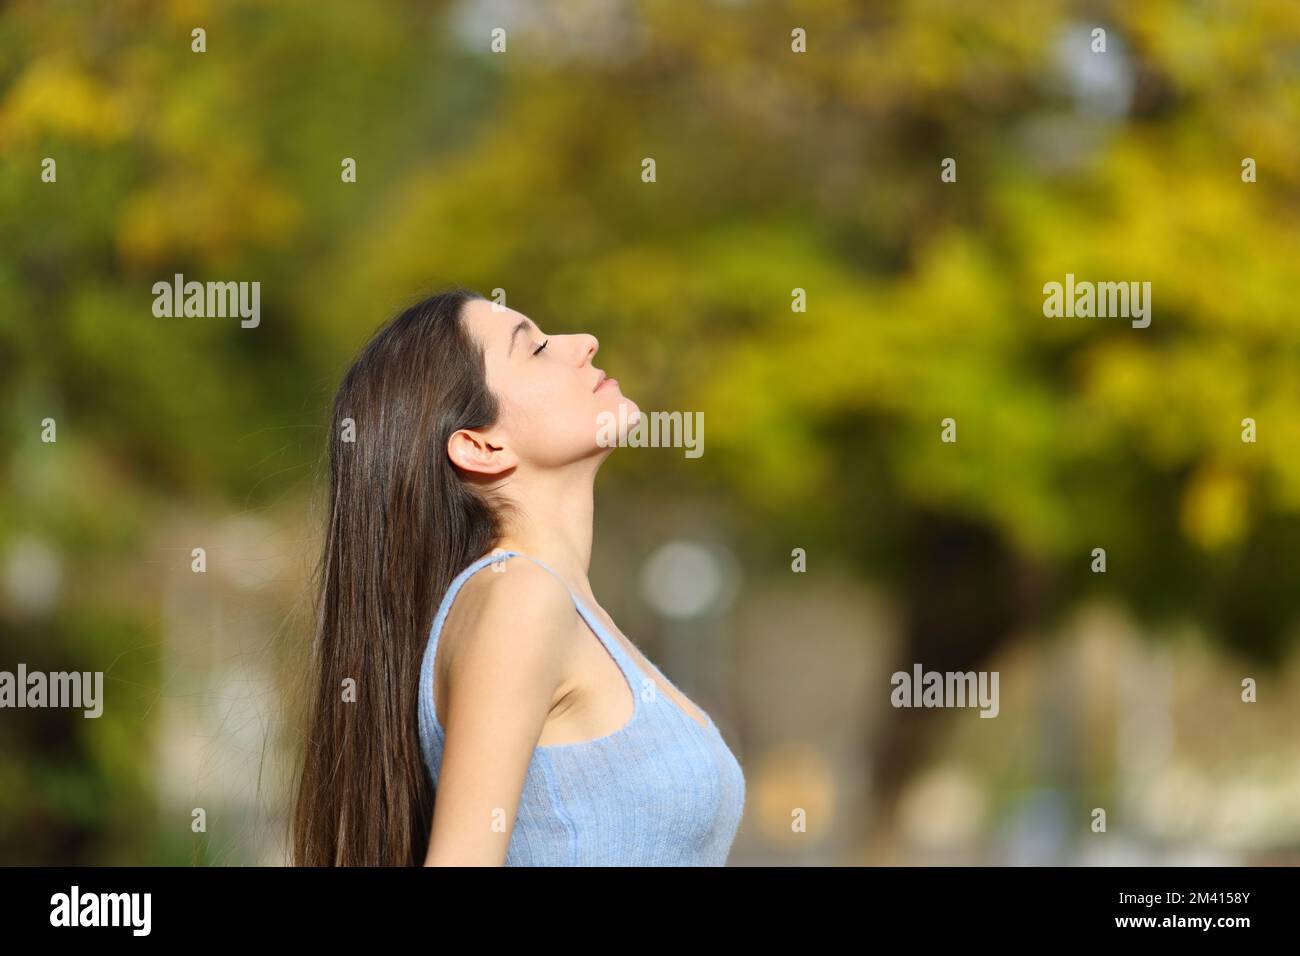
top-left (426, 551), bottom-right (507, 653)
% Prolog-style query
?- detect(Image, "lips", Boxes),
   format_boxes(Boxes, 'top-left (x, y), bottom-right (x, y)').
top-left (594, 371), bottom-right (607, 392)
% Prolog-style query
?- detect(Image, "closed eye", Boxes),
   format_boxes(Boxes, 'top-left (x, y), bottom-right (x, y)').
top-left (533, 338), bottom-right (549, 356)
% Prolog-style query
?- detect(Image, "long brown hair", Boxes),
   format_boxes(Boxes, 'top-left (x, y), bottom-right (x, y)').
top-left (291, 286), bottom-right (511, 865)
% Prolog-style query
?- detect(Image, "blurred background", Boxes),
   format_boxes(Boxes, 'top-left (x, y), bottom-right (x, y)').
top-left (3, 0), bottom-right (1300, 865)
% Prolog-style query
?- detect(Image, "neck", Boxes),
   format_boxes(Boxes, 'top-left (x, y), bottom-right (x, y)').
top-left (491, 456), bottom-right (604, 602)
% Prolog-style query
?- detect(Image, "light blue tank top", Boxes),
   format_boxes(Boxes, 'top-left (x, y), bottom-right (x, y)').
top-left (418, 549), bottom-right (746, 865)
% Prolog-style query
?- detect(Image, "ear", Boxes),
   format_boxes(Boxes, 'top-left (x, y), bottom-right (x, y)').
top-left (447, 427), bottom-right (518, 476)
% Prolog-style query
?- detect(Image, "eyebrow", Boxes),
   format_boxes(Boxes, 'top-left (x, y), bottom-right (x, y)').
top-left (506, 318), bottom-right (536, 357)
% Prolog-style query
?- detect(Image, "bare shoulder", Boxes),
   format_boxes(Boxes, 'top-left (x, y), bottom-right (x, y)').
top-left (439, 556), bottom-right (578, 685)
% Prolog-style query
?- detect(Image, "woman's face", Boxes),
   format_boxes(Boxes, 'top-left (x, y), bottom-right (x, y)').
top-left (456, 298), bottom-right (640, 472)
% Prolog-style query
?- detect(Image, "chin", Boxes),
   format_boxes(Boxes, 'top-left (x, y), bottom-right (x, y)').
top-left (592, 394), bottom-right (641, 449)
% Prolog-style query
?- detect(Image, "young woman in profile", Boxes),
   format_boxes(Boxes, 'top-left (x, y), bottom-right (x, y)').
top-left (291, 288), bottom-right (745, 866)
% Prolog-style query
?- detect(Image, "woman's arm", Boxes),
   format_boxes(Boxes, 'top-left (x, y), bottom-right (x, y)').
top-left (424, 561), bottom-right (575, 866)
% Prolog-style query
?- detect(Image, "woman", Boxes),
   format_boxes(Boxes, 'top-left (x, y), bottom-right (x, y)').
top-left (291, 287), bottom-right (745, 866)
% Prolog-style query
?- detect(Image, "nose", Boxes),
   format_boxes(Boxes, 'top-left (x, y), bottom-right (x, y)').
top-left (575, 332), bottom-right (599, 365)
